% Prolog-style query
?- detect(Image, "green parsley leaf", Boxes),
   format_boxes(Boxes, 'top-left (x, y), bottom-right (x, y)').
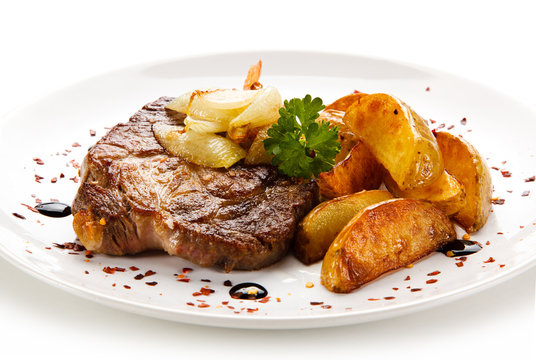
top-left (263, 95), bottom-right (341, 178)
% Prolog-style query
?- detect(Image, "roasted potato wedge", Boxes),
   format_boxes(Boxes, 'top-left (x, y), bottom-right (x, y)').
top-left (321, 199), bottom-right (456, 293)
top-left (435, 132), bottom-right (492, 233)
top-left (316, 142), bottom-right (383, 199)
top-left (294, 190), bottom-right (393, 265)
top-left (325, 93), bottom-right (367, 112)
top-left (344, 93), bottom-right (443, 190)
top-left (384, 170), bottom-right (466, 215)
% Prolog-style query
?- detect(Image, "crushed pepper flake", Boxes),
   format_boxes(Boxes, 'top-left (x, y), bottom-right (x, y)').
top-left (525, 176), bottom-right (535, 182)
top-left (456, 262), bottom-right (464, 267)
top-left (484, 257), bottom-right (495, 263)
top-left (198, 303), bottom-right (210, 308)
top-left (500, 170), bottom-right (512, 177)
top-left (492, 198), bottom-right (505, 205)
top-left (411, 288), bottom-right (422, 292)
top-left (310, 301), bottom-right (324, 306)
top-left (12, 212), bottom-right (26, 220)
top-left (522, 190), bottom-right (530, 197)
top-left (384, 296), bottom-right (396, 300)
top-left (427, 271), bottom-right (441, 276)
top-left (145, 281), bottom-right (158, 286)
top-left (426, 279), bottom-right (438, 284)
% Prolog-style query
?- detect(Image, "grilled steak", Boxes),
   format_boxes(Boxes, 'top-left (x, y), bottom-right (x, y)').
top-left (72, 97), bottom-right (318, 271)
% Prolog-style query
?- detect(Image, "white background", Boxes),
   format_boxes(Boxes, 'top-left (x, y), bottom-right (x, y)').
top-left (1, 0), bottom-right (535, 358)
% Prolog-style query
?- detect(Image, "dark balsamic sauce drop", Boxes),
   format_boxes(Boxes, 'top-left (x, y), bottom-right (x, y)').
top-left (35, 202), bottom-right (72, 218)
top-left (438, 239), bottom-right (482, 257)
top-left (229, 282), bottom-right (268, 300)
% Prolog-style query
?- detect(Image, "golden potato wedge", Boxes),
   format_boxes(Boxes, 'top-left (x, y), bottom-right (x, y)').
top-left (317, 108), bottom-right (357, 163)
top-left (384, 170), bottom-right (466, 215)
top-left (435, 132), bottom-right (492, 233)
top-left (294, 190), bottom-right (393, 265)
top-left (325, 93), bottom-right (367, 112)
top-left (316, 142), bottom-right (384, 199)
top-left (344, 93), bottom-right (443, 190)
top-left (321, 199), bottom-right (456, 293)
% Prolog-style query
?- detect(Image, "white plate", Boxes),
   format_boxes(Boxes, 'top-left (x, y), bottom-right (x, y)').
top-left (1, 51), bottom-right (535, 329)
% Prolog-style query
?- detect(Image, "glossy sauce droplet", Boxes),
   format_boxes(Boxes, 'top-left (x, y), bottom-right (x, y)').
top-left (438, 239), bottom-right (482, 257)
top-left (35, 202), bottom-right (72, 218)
top-left (229, 282), bottom-right (268, 300)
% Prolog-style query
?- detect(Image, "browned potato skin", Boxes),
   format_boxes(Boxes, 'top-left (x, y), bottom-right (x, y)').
top-left (325, 93), bottom-right (368, 112)
top-left (321, 199), bottom-right (456, 293)
top-left (316, 142), bottom-right (383, 199)
top-left (435, 132), bottom-right (492, 233)
top-left (344, 93), bottom-right (443, 190)
top-left (384, 170), bottom-right (466, 215)
top-left (294, 190), bottom-right (393, 265)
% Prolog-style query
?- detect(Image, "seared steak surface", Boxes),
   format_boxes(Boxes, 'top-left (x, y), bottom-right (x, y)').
top-left (72, 97), bottom-right (318, 271)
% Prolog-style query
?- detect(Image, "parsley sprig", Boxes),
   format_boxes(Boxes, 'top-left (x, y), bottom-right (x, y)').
top-left (263, 95), bottom-right (341, 179)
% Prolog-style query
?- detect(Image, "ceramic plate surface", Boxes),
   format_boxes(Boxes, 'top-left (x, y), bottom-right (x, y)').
top-left (1, 51), bottom-right (535, 329)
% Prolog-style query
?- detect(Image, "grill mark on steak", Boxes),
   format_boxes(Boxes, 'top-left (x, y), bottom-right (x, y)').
top-left (72, 97), bottom-right (318, 271)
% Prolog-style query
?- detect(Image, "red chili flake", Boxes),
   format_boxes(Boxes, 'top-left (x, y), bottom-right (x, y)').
top-left (522, 191), bottom-right (530, 197)
top-left (112, 283), bottom-right (116, 287)
top-left (392, 288), bottom-right (399, 291)
top-left (484, 257), bottom-right (495, 263)
top-left (144, 270), bottom-right (156, 277)
top-left (246, 308), bottom-right (258, 313)
top-left (447, 125), bottom-right (454, 130)
top-left (425, 87), bottom-right (430, 91)
top-left (437, 123), bottom-right (445, 129)
top-left (321, 305), bottom-right (332, 309)
top-left (90, 129), bottom-right (96, 136)
top-left (84, 270), bottom-right (89, 274)
top-left (201, 279), bottom-right (211, 282)
top-left (404, 276), bottom-right (411, 281)
top-left (310, 301), bottom-right (324, 306)
top-left (69, 176), bottom-right (79, 183)
top-left (59, 173), bottom-right (65, 178)
top-left (50, 177), bottom-right (57, 183)
top-left (426, 279), bottom-right (438, 284)
top-left (227, 306), bottom-right (235, 309)
top-left (258, 296), bottom-right (270, 304)
top-left (34, 174), bottom-right (44, 183)
top-left (25, 249), bottom-right (32, 254)
top-left (221, 301), bottom-right (229, 305)
top-left (72, 142), bottom-right (81, 147)
top-left (485, 241), bottom-right (491, 246)
top-left (182, 267), bottom-right (193, 274)
top-left (33, 158), bottom-right (45, 165)
top-left (353, 90), bottom-right (361, 94)
top-left (427, 271), bottom-right (441, 276)
top-left (276, 298), bottom-right (281, 302)
top-left (20, 203), bottom-right (39, 213)
top-left (460, 117), bottom-right (467, 125)
top-left (199, 288), bottom-right (214, 296)
top-left (384, 296), bottom-right (396, 300)
top-left (429, 119), bottom-right (436, 124)
top-left (145, 281), bottom-right (158, 286)
top-left (44, 247), bottom-right (51, 250)
top-left (186, 302), bottom-right (195, 306)
top-left (500, 170), bottom-right (512, 177)
top-left (192, 292), bottom-right (202, 296)
top-left (525, 176), bottom-right (535, 182)
top-left (198, 303), bottom-right (210, 308)
top-left (134, 274), bottom-right (145, 280)
top-left (499, 264), bottom-right (505, 268)
top-left (123, 285), bottom-right (131, 289)
top-left (492, 198), bottom-right (505, 205)
top-left (223, 280), bottom-right (232, 287)
top-left (128, 266), bottom-right (139, 271)
top-left (456, 262), bottom-right (464, 267)
top-left (178, 278), bottom-right (190, 283)
top-left (457, 256), bottom-right (468, 261)
top-left (497, 232), bottom-right (504, 235)
top-left (368, 298), bottom-right (380, 301)
top-left (411, 288), bottom-right (422, 292)
top-left (102, 266), bottom-right (126, 274)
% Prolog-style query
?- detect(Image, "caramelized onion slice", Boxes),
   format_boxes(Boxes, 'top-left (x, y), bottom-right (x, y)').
top-left (184, 116), bottom-right (229, 133)
top-left (153, 123), bottom-right (246, 168)
top-left (165, 89), bottom-right (259, 121)
top-left (228, 86), bottom-right (282, 142)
